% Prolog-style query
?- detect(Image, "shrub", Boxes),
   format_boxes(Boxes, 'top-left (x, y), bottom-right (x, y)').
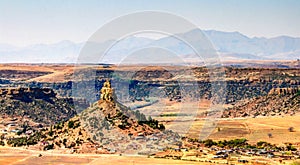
top-left (73, 122), bottom-right (80, 129)
top-left (44, 143), bottom-right (54, 150)
top-left (48, 125), bottom-right (53, 136)
top-left (7, 131), bottom-right (41, 147)
top-left (16, 131), bottom-right (22, 136)
top-left (159, 123), bottom-right (165, 131)
top-left (68, 121), bottom-right (75, 129)
top-left (287, 145), bottom-right (297, 151)
top-left (203, 139), bottom-right (216, 147)
top-left (267, 133), bottom-right (272, 138)
top-left (288, 127), bottom-right (295, 132)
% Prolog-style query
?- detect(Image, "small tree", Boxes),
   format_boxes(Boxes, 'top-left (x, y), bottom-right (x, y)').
top-left (68, 121), bottom-right (74, 129)
top-left (48, 125), bottom-right (53, 136)
top-left (268, 133), bottom-right (272, 138)
top-left (288, 127), bottom-right (295, 132)
top-left (140, 114), bottom-right (146, 121)
top-left (287, 144), bottom-right (297, 151)
top-left (159, 123), bottom-right (165, 131)
top-left (44, 143), bottom-right (54, 150)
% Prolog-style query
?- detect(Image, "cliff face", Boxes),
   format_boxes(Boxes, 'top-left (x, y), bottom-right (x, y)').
top-left (222, 87), bottom-right (300, 118)
top-left (268, 87), bottom-right (299, 95)
top-left (0, 87), bottom-right (76, 125)
top-left (0, 87), bottom-right (56, 102)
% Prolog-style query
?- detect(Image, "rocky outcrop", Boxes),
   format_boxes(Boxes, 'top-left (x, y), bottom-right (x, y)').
top-left (268, 87), bottom-right (299, 95)
top-left (99, 79), bottom-right (114, 102)
top-left (79, 80), bottom-right (180, 154)
top-left (0, 87), bottom-right (76, 125)
top-left (0, 87), bottom-right (56, 102)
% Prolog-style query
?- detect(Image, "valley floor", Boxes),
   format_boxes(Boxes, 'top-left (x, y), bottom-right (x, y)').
top-left (163, 113), bottom-right (300, 145)
top-left (0, 146), bottom-right (210, 165)
top-left (137, 98), bottom-right (300, 145)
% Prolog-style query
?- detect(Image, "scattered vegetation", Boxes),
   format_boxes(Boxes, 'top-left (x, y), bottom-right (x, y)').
top-left (286, 143), bottom-right (297, 151)
top-left (133, 110), bottom-right (166, 130)
top-left (7, 132), bottom-right (43, 147)
top-left (188, 138), bottom-right (294, 151)
top-left (138, 116), bottom-right (165, 131)
top-left (199, 138), bottom-right (248, 148)
top-left (159, 113), bottom-right (189, 117)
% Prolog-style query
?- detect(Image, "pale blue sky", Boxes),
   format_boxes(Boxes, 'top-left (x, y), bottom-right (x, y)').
top-left (1, 0), bottom-right (300, 46)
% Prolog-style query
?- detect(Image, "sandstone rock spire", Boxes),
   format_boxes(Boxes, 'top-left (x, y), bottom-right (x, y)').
top-left (99, 79), bottom-right (114, 102)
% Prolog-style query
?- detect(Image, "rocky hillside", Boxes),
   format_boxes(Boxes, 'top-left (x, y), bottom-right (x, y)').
top-left (0, 87), bottom-right (77, 125)
top-left (4, 115), bottom-right (109, 154)
top-left (38, 116), bottom-right (107, 153)
top-left (222, 87), bottom-right (300, 118)
top-left (79, 80), bottom-right (180, 154)
top-left (4, 80), bottom-right (181, 155)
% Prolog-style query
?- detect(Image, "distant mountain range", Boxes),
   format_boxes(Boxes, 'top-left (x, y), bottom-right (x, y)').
top-left (204, 30), bottom-right (300, 61)
top-left (1, 30), bottom-right (300, 63)
top-left (0, 40), bottom-right (84, 63)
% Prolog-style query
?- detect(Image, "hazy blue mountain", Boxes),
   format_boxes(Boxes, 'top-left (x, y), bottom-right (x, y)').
top-left (0, 40), bottom-right (84, 63)
top-left (144, 29), bottom-right (300, 61)
top-left (203, 30), bottom-right (300, 59)
top-left (1, 30), bottom-right (299, 63)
